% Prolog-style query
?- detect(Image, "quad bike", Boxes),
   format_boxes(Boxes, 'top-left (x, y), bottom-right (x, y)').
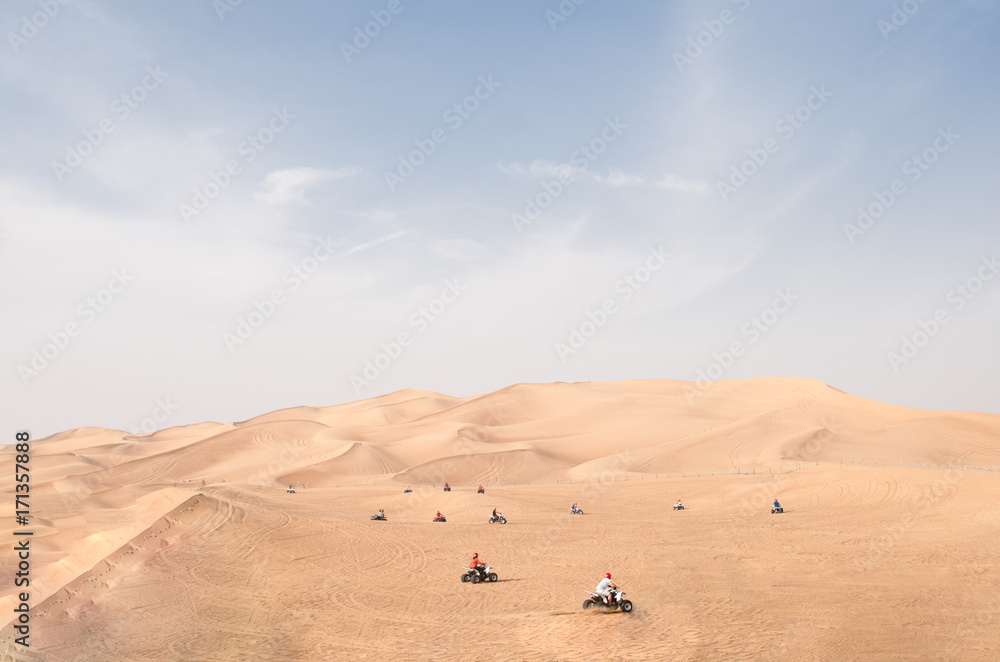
top-left (673, 504), bottom-right (685, 510)
top-left (370, 514), bottom-right (387, 521)
top-left (771, 506), bottom-right (783, 514)
top-left (477, 487), bottom-right (484, 494)
top-left (433, 516), bottom-right (447, 522)
top-left (443, 486), bottom-right (451, 492)
top-left (488, 513), bottom-right (507, 524)
top-left (583, 587), bottom-right (633, 613)
top-left (460, 566), bottom-right (498, 584)
top-left (570, 506), bottom-right (584, 515)
top-left (403, 488), bottom-right (412, 493)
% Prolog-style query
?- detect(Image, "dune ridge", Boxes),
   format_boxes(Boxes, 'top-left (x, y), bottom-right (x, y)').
top-left (3, 377), bottom-right (1000, 660)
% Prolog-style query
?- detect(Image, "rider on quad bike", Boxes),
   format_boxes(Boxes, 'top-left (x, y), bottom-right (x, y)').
top-left (469, 552), bottom-right (486, 580)
top-left (596, 572), bottom-right (618, 606)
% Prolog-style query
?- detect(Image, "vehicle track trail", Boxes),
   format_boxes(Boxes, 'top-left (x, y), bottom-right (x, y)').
top-left (11, 466), bottom-right (1000, 661)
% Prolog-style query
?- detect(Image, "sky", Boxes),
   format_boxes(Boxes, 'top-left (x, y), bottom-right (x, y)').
top-left (2, 0), bottom-right (999, 437)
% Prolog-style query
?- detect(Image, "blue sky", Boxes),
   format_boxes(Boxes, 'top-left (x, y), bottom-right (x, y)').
top-left (2, 0), bottom-right (999, 436)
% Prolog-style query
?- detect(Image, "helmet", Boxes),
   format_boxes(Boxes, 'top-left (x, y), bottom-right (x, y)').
top-left (604, 573), bottom-right (611, 579)
top-left (473, 553), bottom-right (478, 558)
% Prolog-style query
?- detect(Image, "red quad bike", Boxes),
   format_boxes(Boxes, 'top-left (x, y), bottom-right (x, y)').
top-left (433, 515), bottom-right (447, 522)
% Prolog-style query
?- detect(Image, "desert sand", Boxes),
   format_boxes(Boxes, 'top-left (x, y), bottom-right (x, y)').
top-left (2, 377), bottom-right (1000, 661)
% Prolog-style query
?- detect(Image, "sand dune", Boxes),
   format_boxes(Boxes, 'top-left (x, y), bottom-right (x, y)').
top-left (3, 377), bottom-right (1000, 660)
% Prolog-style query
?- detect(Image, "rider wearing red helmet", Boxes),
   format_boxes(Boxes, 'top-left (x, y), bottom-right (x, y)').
top-left (596, 572), bottom-right (617, 605)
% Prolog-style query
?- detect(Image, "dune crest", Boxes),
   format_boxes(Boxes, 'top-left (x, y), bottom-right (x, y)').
top-left (4, 378), bottom-right (1000, 659)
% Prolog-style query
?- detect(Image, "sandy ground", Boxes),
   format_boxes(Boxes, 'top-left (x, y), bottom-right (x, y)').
top-left (2, 378), bottom-right (1000, 660)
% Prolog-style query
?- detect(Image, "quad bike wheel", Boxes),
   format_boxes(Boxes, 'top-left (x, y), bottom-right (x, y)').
top-left (461, 573), bottom-right (470, 583)
top-left (471, 573), bottom-right (481, 584)
top-left (488, 573), bottom-right (498, 582)
top-left (620, 600), bottom-right (633, 613)
top-left (582, 599), bottom-right (595, 610)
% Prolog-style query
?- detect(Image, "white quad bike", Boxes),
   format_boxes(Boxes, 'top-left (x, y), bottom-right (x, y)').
top-left (583, 587), bottom-right (633, 613)
top-left (460, 566), bottom-right (498, 584)
top-left (488, 512), bottom-right (507, 524)
top-left (570, 505), bottom-right (584, 515)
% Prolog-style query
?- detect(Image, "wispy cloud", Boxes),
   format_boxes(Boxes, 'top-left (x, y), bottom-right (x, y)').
top-left (342, 229), bottom-right (411, 255)
top-left (254, 167), bottom-right (358, 204)
top-left (497, 159), bottom-right (708, 193)
top-left (496, 159), bottom-right (581, 181)
top-left (654, 173), bottom-right (710, 193)
top-left (426, 238), bottom-right (488, 261)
